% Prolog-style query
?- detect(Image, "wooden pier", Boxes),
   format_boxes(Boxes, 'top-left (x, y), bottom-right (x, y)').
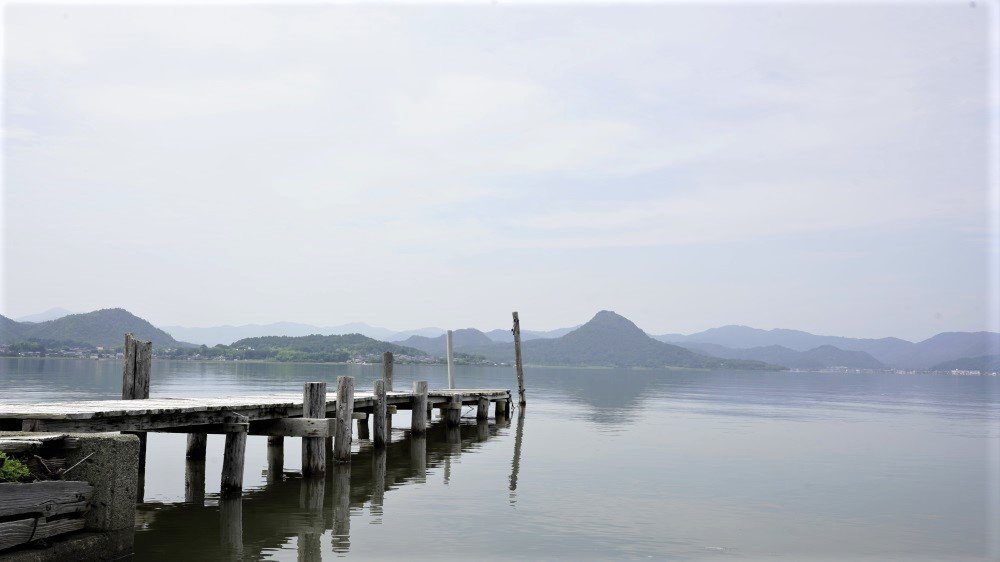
top-left (0, 317), bottom-right (524, 494)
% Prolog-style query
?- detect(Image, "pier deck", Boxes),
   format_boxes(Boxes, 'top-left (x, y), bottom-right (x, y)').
top-left (0, 389), bottom-right (511, 432)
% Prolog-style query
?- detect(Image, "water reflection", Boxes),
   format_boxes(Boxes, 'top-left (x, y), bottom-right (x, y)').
top-left (135, 418), bottom-right (516, 559)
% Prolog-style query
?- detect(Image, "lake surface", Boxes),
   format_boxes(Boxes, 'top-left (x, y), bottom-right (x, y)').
top-left (1, 358), bottom-right (998, 560)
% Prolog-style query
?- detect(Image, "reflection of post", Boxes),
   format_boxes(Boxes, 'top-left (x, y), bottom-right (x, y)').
top-left (371, 448), bottom-right (386, 520)
top-left (410, 435), bottom-right (427, 484)
top-left (476, 419), bottom-right (488, 442)
top-left (298, 477), bottom-right (325, 562)
top-left (331, 463), bottom-right (352, 553)
top-left (509, 408), bottom-right (525, 504)
top-left (220, 495), bottom-right (243, 557)
top-left (267, 436), bottom-right (284, 484)
top-left (184, 459), bottom-right (206, 504)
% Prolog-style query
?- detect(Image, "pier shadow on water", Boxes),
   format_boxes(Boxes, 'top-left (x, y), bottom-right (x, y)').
top-left (133, 413), bottom-right (522, 560)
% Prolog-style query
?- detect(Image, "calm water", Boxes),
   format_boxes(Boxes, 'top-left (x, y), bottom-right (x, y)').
top-left (1, 358), bottom-right (999, 560)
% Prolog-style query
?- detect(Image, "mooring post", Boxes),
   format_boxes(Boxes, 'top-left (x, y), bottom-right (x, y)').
top-left (374, 379), bottom-right (388, 447)
top-left (302, 382), bottom-right (327, 475)
top-left (512, 312), bottom-right (526, 407)
top-left (334, 376), bottom-right (355, 463)
top-left (382, 351), bottom-right (394, 391)
top-left (186, 433), bottom-right (207, 460)
top-left (411, 381), bottom-right (428, 434)
top-left (221, 429), bottom-right (247, 493)
top-left (446, 329), bottom-right (455, 389)
top-left (477, 396), bottom-right (489, 421)
top-left (445, 394), bottom-right (462, 427)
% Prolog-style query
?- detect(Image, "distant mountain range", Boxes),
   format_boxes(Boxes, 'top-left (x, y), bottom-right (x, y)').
top-left (654, 326), bottom-right (1000, 370)
top-left (3, 307), bottom-right (998, 372)
top-left (1, 308), bottom-right (181, 348)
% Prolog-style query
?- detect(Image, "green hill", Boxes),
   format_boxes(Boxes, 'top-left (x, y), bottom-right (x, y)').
top-left (0, 308), bottom-right (179, 348)
top-left (230, 333), bottom-right (427, 362)
top-left (930, 354), bottom-right (1000, 372)
top-left (470, 311), bottom-right (779, 370)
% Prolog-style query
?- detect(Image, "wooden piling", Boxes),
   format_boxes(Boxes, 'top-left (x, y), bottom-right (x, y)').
top-left (512, 312), bottom-right (526, 406)
top-left (477, 397), bottom-right (489, 421)
top-left (301, 382), bottom-right (327, 476)
top-left (495, 398), bottom-right (509, 422)
top-left (266, 436), bottom-right (284, 484)
top-left (411, 381), bottom-right (428, 434)
top-left (357, 414), bottom-right (370, 440)
top-left (219, 496), bottom-right (243, 556)
top-left (445, 394), bottom-right (462, 427)
top-left (184, 459), bottom-right (206, 504)
top-left (334, 376), bottom-right (355, 463)
top-left (186, 433), bottom-right (207, 460)
top-left (221, 429), bottom-right (247, 493)
top-left (373, 379), bottom-right (388, 448)
top-left (446, 330), bottom-right (455, 389)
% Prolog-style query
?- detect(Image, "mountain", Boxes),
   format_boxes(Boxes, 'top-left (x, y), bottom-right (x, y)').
top-left (399, 328), bottom-right (495, 356)
top-left (15, 307), bottom-right (74, 323)
top-left (676, 342), bottom-right (884, 370)
top-left (468, 311), bottom-right (777, 370)
top-left (1, 308), bottom-right (180, 348)
top-left (931, 354), bottom-right (1000, 372)
top-left (484, 326), bottom-right (578, 343)
top-left (657, 325), bottom-right (999, 369)
top-left (162, 321), bottom-right (445, 346)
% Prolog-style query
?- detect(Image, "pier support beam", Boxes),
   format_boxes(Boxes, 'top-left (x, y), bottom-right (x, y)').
top-left (411, 381), bottom-right (428, 434)
top-left (221, 429), bottom-right (247, 494)
top-left (373, 379), bottom-right (388, 447)
top-left (186, 433), bottom-right (207, 460)
top-left (334, 376), bottom-right (355, 463)
top-left (444, 394), bottom-right (462, 427)
top-left (302, 382), bottom-right (327, 476)
top-left (185, 459), bottom-right (206, 504)
top-left (476, 397), bottom-right (489, 421)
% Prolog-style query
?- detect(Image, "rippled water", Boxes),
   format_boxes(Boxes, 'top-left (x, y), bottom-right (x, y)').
top-left (1, 358), bottom-right (998, 560)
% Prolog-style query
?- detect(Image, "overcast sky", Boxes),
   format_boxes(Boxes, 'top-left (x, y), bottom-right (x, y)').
top-left (2, 3), bottom-right (997, 340)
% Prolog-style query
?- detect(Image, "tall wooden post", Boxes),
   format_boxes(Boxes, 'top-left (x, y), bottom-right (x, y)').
top-left (302, 382), bottom-right (327, 475)
top-left (411, 381), bottom-right (428, 434)
top-left (122, 333), bottom-right (151, 484)
top-left (382, 351), bottom-right (394, 391)
top-left (373, 379), bottom-right (388, 447)
top-left (512, 312), bottom-right (526, 406)
top-left (446, 330), bottom-right (455, 389)
top-left (334, 376), bottom-right (355, 463)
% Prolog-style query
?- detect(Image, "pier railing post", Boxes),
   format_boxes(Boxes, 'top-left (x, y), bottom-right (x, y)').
top-left (334, 376), bottom-right (355, 463)
top-left (446, 330), bottom-right (455, 389)
top-left (373, 379), bottom-right (388, 447)
top-left (411, 381), bottom-right (428, 434)
top-left (382, 351), bottom-right (394, 392)
top-left (302, 382), bottom-right (327, 475)
top-left (512, 312), bottom-right (526, 407)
